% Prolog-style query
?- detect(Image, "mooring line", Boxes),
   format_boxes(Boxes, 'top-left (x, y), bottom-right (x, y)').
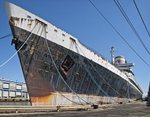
top-left (76, 43), bottom-right (124, 98)
top-left (0, 22), bottom-right (38, 68)
top-left (25, 23), bottom-right (43, 79)
top-left (75, 42), bottom-right (117, 103)
top-left (0, 33), bottom-right (12, 40)
top-left (43, 26), bottom-right (94, 106)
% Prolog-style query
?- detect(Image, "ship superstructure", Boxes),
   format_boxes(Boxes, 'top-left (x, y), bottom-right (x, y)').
top-left (4, 2), bottom-right (143, 106)
top-left (111, 47), bottom-right (142, 94)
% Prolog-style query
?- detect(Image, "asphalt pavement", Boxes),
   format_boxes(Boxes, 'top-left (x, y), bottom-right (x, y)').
top-left (0, 101), bottom-right (149, 117)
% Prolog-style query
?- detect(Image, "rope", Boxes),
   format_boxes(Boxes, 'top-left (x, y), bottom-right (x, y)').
top-left (75, 42), bottom-right (117, 102)
top-left (0, 22), bottom-right (38, 68)
top-left (76, 43), bottom-right (123, 98)
top-left (43, 26), bottom-right (93, 106)
top-left (54, 84), bottom-right (83, 105)
top-left (25, 23), bottom-right (43, 79)
top-left (0, 33), bottom-right (12, 39)
top-left (127, 81), bottom-right (130, 100)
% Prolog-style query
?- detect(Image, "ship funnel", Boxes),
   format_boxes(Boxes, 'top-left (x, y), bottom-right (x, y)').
top-left (111, 47), bottom-right (114, 64)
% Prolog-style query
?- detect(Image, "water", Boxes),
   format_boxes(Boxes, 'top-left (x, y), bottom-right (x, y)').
top-left (0, 102), bottom-right (31, 106)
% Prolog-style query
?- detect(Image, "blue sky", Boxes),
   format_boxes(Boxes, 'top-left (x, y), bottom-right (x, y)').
top-left (0, 0), bottom-right (150, 95)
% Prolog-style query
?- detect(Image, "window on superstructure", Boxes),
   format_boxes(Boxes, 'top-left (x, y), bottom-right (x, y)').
top-left (62, 33), bottom-right (65, 36)
top-left (54, 29), bottom-right (57, 32)
top-left (27, 15), bottom-right (31, 19)
top-left (70, 37), bottom-right (76, 42)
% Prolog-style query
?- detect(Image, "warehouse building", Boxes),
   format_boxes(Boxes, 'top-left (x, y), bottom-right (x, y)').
top-left (0, 78), bottom-right (29, 99)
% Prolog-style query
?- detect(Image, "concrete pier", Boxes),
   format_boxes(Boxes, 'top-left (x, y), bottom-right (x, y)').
top-left (0, 98), bottom-right (29, 102)
top-left (0, 100), bottom-right (149, 116)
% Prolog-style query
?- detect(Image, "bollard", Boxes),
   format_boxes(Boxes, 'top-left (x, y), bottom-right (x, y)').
top-left (16, 109), bottom-right (18, 113)
top-left (57, 106), bottom-right (60, 112)
top-left (91, 105), bottom-right (99, 109)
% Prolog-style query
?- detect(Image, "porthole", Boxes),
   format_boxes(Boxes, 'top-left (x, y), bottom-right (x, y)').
top-left (27, 15), bottom-right (31, 19)
top-left (54, 29), bottom-right (57, 32)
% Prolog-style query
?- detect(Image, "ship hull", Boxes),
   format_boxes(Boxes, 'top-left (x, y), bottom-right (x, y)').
top-left (10, 24), bottom-right (142, 106)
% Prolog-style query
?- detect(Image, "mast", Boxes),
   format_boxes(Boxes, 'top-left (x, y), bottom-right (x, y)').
top-left (111, 47), bottom-right (114, 64)
top-left (148, 82), bottom-right (150, 97)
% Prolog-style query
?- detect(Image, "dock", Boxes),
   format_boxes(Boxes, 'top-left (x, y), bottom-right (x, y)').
top-left (0, 98), bottom-right (29, 102)
top-left (0, 100), bottom-right (149, 117)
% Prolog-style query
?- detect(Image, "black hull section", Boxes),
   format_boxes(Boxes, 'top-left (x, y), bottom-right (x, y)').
top-left (11, 25), bottom-right (142, 106)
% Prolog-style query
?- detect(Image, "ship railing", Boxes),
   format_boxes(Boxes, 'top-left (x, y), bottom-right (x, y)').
top-left (78, 40), bottom-right (109, 61)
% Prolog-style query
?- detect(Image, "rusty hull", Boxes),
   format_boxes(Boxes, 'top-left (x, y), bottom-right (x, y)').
top-left (9, 17), bottom-right (142, 106)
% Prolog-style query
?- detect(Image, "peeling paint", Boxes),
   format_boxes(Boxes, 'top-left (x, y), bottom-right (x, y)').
top-left (9, 20), bottom-right (142, 106)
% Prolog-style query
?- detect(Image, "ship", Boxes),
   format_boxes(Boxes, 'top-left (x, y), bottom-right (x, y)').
top-left (4, 2), bottom-right (143, 106)
top-left (148, 82), bottom-right (150, 98)
top-left (147, 82), bottom-right (150, 106)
